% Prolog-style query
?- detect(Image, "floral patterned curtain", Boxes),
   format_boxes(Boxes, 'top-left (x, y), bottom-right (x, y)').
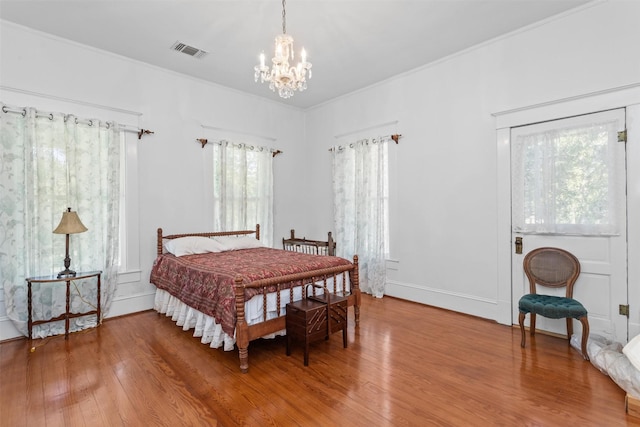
top-left (0, 105), bottom-right (120, 338)
top-left (212, 140), bottom-right (274, 246)
top-left (332, 136), bottom-right (389, 297)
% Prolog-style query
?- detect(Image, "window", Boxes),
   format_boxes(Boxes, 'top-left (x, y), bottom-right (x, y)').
top-left (511, 109), bottom-right (626, 235)
top-left (0, 101), bottom-right (136, 338)
top-left (332, 136), bottom-right (390, 297)
top-left (212, 141), bottom-right (274, 245)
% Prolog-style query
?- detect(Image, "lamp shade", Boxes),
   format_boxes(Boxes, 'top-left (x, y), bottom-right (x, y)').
top-left (53, 208), bottom-right (88, 234)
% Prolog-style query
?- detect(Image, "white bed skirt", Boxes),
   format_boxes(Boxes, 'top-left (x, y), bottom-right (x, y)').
top-left (153, 275), bottom-right (349, 351)
top-left (154, 286), bottom-right (309, 351)
top-left (154, 289), bottom-right (239, 351)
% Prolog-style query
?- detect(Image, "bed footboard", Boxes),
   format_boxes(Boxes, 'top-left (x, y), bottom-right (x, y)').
top-left (234, 255), bottom-right (360, 373)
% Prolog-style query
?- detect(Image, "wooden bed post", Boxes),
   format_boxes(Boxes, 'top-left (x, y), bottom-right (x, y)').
top-left (352, 255), bottom-right (361, 325)
top-left (328, 232), bottom-right (335, 256)
top-left (157, 228), bottom-right (163, 256)
top-left (234, 276), bottom-right (250, 373)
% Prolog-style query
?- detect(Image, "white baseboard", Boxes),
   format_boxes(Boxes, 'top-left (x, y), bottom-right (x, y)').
top-left (495, 299), bottom-right (513, 326)
top-left (385, 280), bottom-right (504, 324)
top-left (0, 290), bottom-right (156, 342)
top-left (0, 316), bottom-right (21, 342)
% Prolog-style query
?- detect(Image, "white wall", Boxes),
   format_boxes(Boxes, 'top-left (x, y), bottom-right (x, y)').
top-left (0, 22), bottom-right (305, 340)
top-left (303, 1), bottom-right (640, 324)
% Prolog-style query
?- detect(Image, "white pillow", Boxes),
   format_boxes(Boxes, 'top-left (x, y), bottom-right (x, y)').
top-left (215, 235), bottom-right (264, 251)
top-left (164, 236), bottom-right (225, 257)
top-left (624, 334), bottom-right (640, 372)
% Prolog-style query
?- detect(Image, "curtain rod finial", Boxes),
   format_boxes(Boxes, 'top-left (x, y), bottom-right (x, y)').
top-left (138, 129), bottom-right (154, 140)
top-left (196, 138), bottom-right (208, 148)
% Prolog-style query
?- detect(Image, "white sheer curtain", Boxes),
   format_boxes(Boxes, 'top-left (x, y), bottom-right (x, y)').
top-left (512, 110), bottom-right (625, 235)
top-left (0, 105), bottom-right (121, 338)
top-left (332, 136), bottom-right (389, 298)
top-left (212, 140), bottom-right (274, 246)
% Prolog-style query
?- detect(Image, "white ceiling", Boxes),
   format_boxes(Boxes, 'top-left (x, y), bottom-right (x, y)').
top-left (0, 0), bottom-right (591, 109)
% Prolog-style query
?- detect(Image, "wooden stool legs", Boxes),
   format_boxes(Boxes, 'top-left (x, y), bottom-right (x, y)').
top-left (286, 293), bottom-right (349, 366)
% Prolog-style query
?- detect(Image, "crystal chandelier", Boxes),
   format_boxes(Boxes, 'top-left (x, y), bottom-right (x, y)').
top-left (254, 0), bottom-right (312, 99)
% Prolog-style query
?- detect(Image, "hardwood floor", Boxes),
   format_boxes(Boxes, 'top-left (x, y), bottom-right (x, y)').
top-left (1, 295), bottom-right (638, 426)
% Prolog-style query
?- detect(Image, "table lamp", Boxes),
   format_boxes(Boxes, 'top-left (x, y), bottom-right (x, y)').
top-left (53, 207), bottom-right (88, 278)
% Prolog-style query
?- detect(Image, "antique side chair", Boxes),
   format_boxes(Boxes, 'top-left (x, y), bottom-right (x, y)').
top-left (518, 247), bottom-right (590, 360)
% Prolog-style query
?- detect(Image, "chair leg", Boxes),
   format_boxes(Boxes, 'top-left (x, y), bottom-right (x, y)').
top-left (518, 312), bottom-right (527, 348)
top-left (530, 313), bottom-right (536, 336)
top-left (566, 318), bottom-right (574, 342)
top-left (579, 316), bottom-right (590, 361)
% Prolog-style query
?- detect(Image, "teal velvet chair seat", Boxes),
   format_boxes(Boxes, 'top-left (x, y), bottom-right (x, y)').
top-left (519, 295), bottom-right (587, 319)
top-left (518, 247), bottom-right (590, 361)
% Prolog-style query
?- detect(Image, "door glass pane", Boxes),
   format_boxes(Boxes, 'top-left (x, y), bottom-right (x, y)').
top-left (511, 109), bottom-right (625, 235)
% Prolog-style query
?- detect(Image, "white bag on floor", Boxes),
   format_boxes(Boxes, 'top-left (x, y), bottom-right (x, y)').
top-left (573, 333), bottom-right (640, 398)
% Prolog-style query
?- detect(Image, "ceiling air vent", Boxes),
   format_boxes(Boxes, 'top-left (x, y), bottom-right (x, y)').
top-left (171, 41), bottom-right (208, 59)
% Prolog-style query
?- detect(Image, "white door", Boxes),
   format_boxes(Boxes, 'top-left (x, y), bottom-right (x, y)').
top-left (511, 108), bottom-right (628, 344)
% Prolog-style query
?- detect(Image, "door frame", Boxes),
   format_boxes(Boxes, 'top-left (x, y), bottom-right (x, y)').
top-left (494, 84), bottom-right (640, 341)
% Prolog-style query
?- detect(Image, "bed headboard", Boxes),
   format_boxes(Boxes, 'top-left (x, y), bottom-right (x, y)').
top-left (156, 224), bottom-right (260, 256)
top-left (282, 229), bottom-right (336, 256)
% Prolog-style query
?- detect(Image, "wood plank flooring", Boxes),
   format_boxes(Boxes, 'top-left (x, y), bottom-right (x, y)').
top-left (1, 295), bottom-right (638, 426)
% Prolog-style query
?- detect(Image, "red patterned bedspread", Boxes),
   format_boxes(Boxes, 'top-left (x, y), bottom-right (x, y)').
top-left (150, 247), bottom-right (352, 336)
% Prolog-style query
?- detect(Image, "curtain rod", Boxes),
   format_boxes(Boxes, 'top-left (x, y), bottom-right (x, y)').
top-left (120, 124), bottom-right (155, 140)
top-left (328, 133), bottom-right (402, 152)
top-left (1, 104), bottom-right (154, 140)
top-left (195, 138), bottom-right (282, 157)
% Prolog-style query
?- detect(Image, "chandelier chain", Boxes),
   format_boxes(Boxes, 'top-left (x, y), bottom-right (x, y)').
top-left (282, 0), bottom-right (286, 34)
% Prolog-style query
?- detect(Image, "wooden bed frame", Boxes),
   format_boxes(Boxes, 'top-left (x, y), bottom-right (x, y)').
top-left (283, 229), bottom-right (336, 256)
top-left (155, 225), bottom-right (360, 373)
